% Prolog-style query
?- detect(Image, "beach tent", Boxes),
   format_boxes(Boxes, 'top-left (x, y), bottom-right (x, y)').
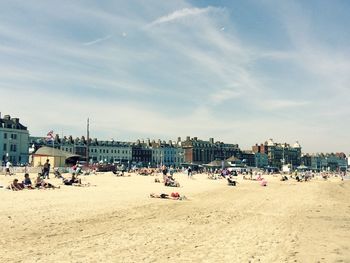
top-left (204, 160), bottom-right (231, 168)
top-left (296, 165), bottom-right (310, 171)
top-left (32, 146), bottom-right (82, 167)
top-left (225, 156), bottom-right (241, 163)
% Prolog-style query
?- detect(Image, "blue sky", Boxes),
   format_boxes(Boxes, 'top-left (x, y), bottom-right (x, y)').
top-left (1, 0), bottom-right (349, 153)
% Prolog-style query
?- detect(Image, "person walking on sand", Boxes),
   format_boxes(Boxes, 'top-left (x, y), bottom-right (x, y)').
top-left (5, 160), bottom-right (12, 176)
top-left (187, 167), bottom-right (192, 179)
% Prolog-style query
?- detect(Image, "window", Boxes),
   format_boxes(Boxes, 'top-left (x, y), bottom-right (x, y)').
top-left (4, 133), bottom-right (7, 139)
top-left (11, 134), bottom-right (17, 140)
top-left (3, 144), bottom-right (6, 151)
top-left (10, 144), bottom-right (17, 152)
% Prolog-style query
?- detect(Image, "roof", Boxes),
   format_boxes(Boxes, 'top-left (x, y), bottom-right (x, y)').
top-left (225, 156), bottom-right (240, 162)
top-left (204, 160), bottom-right (231, 168)
top-left (33, 146), bottom-right (81, 159)
top-left (0, 115), bottom-right (27, 130)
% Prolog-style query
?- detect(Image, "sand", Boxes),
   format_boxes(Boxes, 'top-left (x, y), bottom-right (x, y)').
top-left (0, 172), bottom-right (349, 263)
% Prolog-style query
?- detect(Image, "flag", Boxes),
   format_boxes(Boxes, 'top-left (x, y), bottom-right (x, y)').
top-left (46, 130), bottom-right (54, 143)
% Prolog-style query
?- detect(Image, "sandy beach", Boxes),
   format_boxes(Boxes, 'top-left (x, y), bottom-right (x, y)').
top-left (0, 172), bottom-right (349, 263)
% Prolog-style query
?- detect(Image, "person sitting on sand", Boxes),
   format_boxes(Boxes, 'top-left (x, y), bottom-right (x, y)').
top-left (22, 173), bottom-right (35, 189)
top-left (260, 179), bottom-right (267, 186)
top-left (54, 168), bottom-right (64, 179)
top-left (154, 176), bottom-right (161, 183)
top-left (227, 175), bottom-right (237, 186)
top-left (7, 179), bottom-right (24, 191)
top-left (164, 176), bottom-right (180, 187)
top-left (63, 173), bottom-right (82, 186)
top-left (35, 175), bottom-right (59, 189)
top-left (257, 173), bottom-right (264, 181)
top-left (280, 175), bottom-right (288, 181)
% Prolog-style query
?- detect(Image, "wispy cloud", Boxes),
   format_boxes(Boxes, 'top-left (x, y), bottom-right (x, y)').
top-left (210, 89), bottom-right (241, 103)
top-left (83, 34), bottom-right (113, 46)
top-left (0, 0), bottom-right (349, 152)
top-left (262, 100), bottom-right (310, 110)
top-left (147, 6), bottom-right (223, 27)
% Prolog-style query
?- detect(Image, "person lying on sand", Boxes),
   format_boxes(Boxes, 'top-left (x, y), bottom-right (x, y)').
top-left (150, 192), bottom-right (187, 200)
top-left (7, 179), bottom-right (24, 191)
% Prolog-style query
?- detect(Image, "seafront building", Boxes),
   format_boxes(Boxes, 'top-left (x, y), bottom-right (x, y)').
top-left (30, 136), bottom-right (133, 164)
top-left (0, 110), bottom-right (327, 170)
top-left (181, 136), bottom-right (241, 165)
top-left (252, 139), bottom-right (302, 169)
top-left (147, 139), bottom-right (184, 167)
top-left (302, 152), bottom-right (347, 171)
top-left (0, 113), bottom-right (29, 165)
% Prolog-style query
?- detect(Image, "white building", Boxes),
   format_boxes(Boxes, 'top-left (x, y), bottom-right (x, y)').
top-left (150, 139), bottom-right (184, 167)
top-left (0, 114), bottom-right (29, 165)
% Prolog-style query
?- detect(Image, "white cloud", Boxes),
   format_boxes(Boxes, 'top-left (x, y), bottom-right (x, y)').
top-left (210, 89), bottom-right (241, 103)
top-left (1, 0), bottom-right (349, 152)
top-left (261, 100), bottom-right (310, 110)
top-left (147, 6), bottom-right (222, 27)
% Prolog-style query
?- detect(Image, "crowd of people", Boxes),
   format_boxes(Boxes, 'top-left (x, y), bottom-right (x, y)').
top-left (3, 159), bottom-right (93, 191)
top-left (2, 159), bottom-right (347, 194)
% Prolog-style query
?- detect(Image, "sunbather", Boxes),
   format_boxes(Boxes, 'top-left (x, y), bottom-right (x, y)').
top-left (150, 192), bottom-right (186, 200)
top-left (164, 176), bottom-right (180, 187)
top-left (35, 175), bottom-right (59, 189)
top-left (22, 173), bottom-right (35, 189)
top-left (7, 179), bottom-right (24, 191)
top-left (63, 174), bottom-right (81, 185)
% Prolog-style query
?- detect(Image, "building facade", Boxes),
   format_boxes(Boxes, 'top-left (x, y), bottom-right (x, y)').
top-left (182, 136), bottom-right (240, 164)
top-left (310, 153), bottom-right (347, 171)
top-left (0, 114), bottom-right (29, 165)
top-left (30, 135), bottom-right (133, 164)
top-left (148, 139), bottom-right (184, 167)
top-left (252, 139), bottom-right (302, 169)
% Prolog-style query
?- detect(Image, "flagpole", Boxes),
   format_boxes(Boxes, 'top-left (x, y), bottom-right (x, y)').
top-left (86, 118), bottom-right (90, 165)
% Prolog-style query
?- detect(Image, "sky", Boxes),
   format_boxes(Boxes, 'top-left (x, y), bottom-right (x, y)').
top-left (0, 0), bottom-right (349, 153)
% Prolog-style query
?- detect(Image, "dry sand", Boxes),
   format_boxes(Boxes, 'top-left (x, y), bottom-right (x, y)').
top-left (0, 172), bottom-right (349, 263)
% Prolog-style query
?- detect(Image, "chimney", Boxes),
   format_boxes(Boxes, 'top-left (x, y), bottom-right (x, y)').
top-left (209, 138), bottom-right (214, 144)
top-left (186, 136), bottom-right (190, 141)
top-left (4, 115), bottom-right (10, 120)
top-left (177, 137), bottom-right (181, 142)
top-left (194, 137), bottom-right (198, 141)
